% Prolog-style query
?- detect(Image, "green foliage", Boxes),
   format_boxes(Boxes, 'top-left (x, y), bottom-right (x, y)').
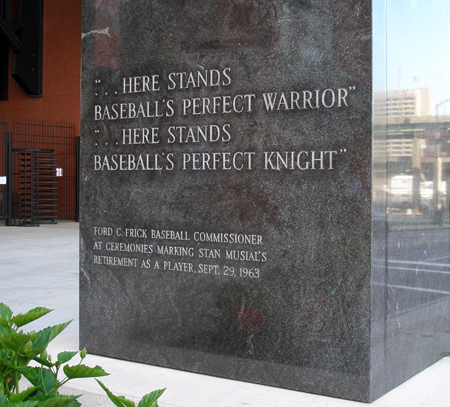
top-left (96, 381), bottom-right (165, 407)
top-left (63, 365), bottom-right (108, 380)
top-left (0, 303), bottom-right (165, 407)
top-left (11, 309), bottom-right (52, 329)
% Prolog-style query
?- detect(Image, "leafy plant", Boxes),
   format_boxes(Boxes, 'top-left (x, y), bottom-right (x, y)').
top-left (0, 303), bottom-right (165, 407)
top-left (97, 380), bottom-right (165, 407)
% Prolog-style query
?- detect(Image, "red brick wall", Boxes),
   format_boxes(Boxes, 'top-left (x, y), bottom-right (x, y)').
top-left (0, 0), bottom-right (82, 136)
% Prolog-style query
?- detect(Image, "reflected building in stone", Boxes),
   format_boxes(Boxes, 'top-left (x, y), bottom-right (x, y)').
top-left (374, 88), bottom-right (436, 119)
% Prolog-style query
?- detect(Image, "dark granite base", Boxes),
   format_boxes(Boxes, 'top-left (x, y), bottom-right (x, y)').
top-left (80, 0), bottom-right (450, 402)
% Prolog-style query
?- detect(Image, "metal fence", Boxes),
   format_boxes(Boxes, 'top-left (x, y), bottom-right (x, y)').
top-left (0, 122), bottom-right (8, 222)
top-left (0, 119), bottom-right (79, 225)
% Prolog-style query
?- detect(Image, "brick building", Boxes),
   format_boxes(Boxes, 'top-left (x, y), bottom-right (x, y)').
top-left (0, 0), bottom-right (82, 224)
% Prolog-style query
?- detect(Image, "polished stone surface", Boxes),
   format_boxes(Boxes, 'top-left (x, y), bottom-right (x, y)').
top-left (79, 0), bottom-right (450, 402)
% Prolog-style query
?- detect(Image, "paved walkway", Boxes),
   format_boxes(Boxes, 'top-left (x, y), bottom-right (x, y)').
top-left (1, 222), bottom-right (79, 332)
top-left (1, 223), bottom-right (450, 407)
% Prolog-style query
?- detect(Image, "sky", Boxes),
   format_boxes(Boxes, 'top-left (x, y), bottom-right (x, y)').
top-left (373, 0), bottom-right (450, 113)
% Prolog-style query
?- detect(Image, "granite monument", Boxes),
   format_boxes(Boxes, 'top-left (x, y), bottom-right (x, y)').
top-left (80, 0), bottom-right (450, 402)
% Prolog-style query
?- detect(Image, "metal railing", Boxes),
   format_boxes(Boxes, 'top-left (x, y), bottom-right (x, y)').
top-left (0, 119), bottom-right (79, 225)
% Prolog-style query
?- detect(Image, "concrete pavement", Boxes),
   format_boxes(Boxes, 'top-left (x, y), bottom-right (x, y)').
top-left (1, 222), bottom-right (79, 333)
top-left (1, 222), bottom-right (450, 407)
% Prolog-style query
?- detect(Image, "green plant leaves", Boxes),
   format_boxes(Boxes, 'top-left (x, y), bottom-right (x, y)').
top-left (31, 322), bottom-right (72, 353)
top-left (0, 303), bottom-right (165, 407)
top-left (137, 389), bottom-right (166, 407)
top-left (29, 395), bottom-right (80, 407)
top-left (0, 391), bottom-right (7, 407)
top-left (63, 364), bottom-right (108, 380)
top-left (32, 357), bottom-right (53, 369)
top-left (3, 400), bottom-right (39, 407)
top-left (95, 380), bottom-right (135, 407)
top-left (4, 365), bottom-right (38, 382)
top-left (27, 367), bottom-right (56, 395)
top-left (0, 387), bottom-right (81, 407)
top-left (56, 352), bottom-right (78, 365)
top-left (0, 304), bottom-right (12, 328)
top-left (95, 380), bottom-right (165, 407)
top-left (8, 387), bottom-right (39, 403)
top-left (11, 308), bottom-right (52, 329)
top-left (0, 332), bottom-right (30, 353)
